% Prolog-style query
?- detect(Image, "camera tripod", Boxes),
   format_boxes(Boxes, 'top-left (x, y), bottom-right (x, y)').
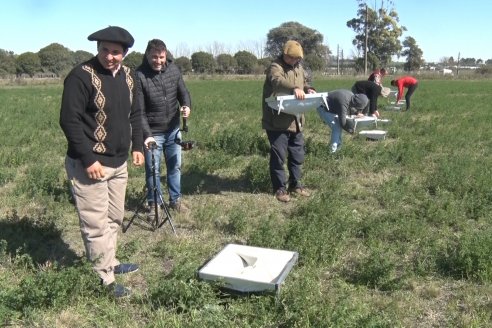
top-left (123, 142), bottom-right (177, 235)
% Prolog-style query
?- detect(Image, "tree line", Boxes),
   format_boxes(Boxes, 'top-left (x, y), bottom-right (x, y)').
top-left (1, 1), bottom-right (490, 78)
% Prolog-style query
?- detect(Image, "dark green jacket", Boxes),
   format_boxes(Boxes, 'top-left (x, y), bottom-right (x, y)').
top-left (262, 57), bottom-right (312, 132)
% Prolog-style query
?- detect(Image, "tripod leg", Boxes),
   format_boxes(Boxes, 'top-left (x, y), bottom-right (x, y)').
top-left (152, 198), bottom-right (159, 231)
top-left (150, 145), bottom-right (160, 231)
top-left (123, 190), bottom-right (148, 233)
top-left (152, 191), bottom-right (176, 235)
top-left (157, 198), bottom-right (177, 235)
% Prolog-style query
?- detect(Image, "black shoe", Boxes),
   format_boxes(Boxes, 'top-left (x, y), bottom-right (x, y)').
top-left (114, 263), bottom-right (139, 274)
top-left (107, 282), bottom-right (131, 298)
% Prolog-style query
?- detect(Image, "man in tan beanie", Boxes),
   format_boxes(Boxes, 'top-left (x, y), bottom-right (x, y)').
top-left (262, 40), bottom-right (315, 202)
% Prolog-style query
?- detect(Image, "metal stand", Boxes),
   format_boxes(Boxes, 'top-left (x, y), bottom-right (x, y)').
top-left (123, 143), bottom-right (176, 235)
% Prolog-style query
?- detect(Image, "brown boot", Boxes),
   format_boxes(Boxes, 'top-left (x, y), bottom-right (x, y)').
top-left (275, 189), bottom-right (290, 202)
top-left (288, 186), bottom-right (311, 197)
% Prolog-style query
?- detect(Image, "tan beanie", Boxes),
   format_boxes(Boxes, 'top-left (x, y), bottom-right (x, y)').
top-left (283, 40), bottom-right (304, 58)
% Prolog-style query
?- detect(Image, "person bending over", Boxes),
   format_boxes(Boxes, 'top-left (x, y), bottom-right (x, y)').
top-left (391, 76), bottom-right (419, 111)
top-left (317, 90), bottom-right (369, 153)
top-left (351, 80), bottom-right (390, 118)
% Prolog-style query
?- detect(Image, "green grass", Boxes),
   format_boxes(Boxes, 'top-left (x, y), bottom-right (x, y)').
top-left (0, 78), bottom-right (491, 327)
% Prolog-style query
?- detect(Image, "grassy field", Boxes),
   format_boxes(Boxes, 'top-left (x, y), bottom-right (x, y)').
top-left (0, 77), bottom-right (491, 327)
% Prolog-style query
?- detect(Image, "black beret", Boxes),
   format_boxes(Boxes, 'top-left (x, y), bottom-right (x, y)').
top-left (87, 26), bottom-right (134, 48)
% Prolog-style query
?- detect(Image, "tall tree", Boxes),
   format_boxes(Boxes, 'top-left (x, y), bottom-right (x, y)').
top-left (234, 51), bottom-right (257, 74)
top-left (216, 54), bottom-right (237, 74)
top-left (0, 49), bottom-right (16, 77)
top-left (175, 56), bottom-right (192, 74)
top-left (16, 52), bottom-right (41, 77)
top-left (38, 43), bottom-right (73, 76)
top-left (123, 51), bottom-right (143, 71)
top-left (304, 53), bottom-right (325, 72)
top-left (265, 21), bottom-right (329, 60)
top-left (73, 50), bottom-right (93, 65)
top-left (460, 58), bottom-right (477, 66)
top-left (347, 0), bottom-right (406, 69)
top-left (401, 36), bottom-right (424, 72)
top-left (191, 51), bottom-right (215, 74)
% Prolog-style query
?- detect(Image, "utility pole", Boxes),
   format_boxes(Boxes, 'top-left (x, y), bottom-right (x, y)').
top-left (457, 52), bottom-right (460, 76)
top-left (364, 3), bottom-right (368, 75)
top-left (337, 44), bottom-right (340, 75)
top-left (341, 49), bottom-right (344, 75)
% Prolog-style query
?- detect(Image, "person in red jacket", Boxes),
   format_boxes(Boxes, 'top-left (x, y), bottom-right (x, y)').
top-left (390, 76), bottom-right (419, 111)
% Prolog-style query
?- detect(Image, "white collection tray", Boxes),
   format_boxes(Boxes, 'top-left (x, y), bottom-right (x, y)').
top-left (265, 92), bottom-right (328, 115)
top-left (359, 130), bottom-right (388, 140)
top-left (198, 244), bottom-right (298, 293)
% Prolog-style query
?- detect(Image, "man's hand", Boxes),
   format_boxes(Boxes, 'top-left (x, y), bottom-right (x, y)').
top-left (144, 137), bottom-right (156, 149)
top-left (293, 87), bottom-right (306, 100)
top-left (86, 161), bottom-right (105, 180)
top-left (132, 151), bottom-right (144, 166)
top-left (180, 106), bottom-right (191, 118)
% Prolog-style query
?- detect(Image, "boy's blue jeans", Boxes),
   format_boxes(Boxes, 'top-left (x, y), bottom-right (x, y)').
top-left (317, 107), bottom-right (342, 153)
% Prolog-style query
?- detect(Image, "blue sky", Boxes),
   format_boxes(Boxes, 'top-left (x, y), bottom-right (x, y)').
top-left (1, 0), bottom-right (490, 63)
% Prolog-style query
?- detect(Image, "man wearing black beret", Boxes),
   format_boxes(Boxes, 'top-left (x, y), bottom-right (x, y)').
top-left (60, 26), bottom-right (144, 298)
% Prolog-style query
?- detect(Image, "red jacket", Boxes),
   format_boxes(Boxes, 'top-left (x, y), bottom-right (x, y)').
top-left (394, 76), bottom-right (418, 102)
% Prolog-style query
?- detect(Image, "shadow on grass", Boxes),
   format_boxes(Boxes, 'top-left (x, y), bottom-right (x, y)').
top-left (181, 169), bottom-right (251, 194)
top-left (0, 211), bottom-right (80, 267)
top-left (125, 167), bottom-right (253, 200)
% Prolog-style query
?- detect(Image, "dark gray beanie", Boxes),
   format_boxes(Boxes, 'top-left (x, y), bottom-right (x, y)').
top-left (351, 93), bottom-right (369, 109)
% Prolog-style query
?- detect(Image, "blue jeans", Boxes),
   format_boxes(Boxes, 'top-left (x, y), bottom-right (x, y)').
top-left (317, 107), bottom-right (342, 153)
top-left (145, 128), bottom-right (182, 204)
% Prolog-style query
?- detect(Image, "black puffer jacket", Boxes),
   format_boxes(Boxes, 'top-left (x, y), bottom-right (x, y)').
top-left (351, 80), bottom-right (381, 115)
top-left (136, 56), bottom-right (191, 138)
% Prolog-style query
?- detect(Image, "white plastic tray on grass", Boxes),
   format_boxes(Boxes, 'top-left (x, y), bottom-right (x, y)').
top-left (198, 244), bottom-right (298, 293)
top-left (359, 130), bottom-right (388, 140)
top-left (346, 115), bottom-right (377, 129)
top-left (265, 92), bottom-right (328, 115)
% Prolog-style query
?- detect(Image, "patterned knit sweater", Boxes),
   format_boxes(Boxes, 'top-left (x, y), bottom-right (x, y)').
top-left (60, 57), bottom-right (143, 168)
